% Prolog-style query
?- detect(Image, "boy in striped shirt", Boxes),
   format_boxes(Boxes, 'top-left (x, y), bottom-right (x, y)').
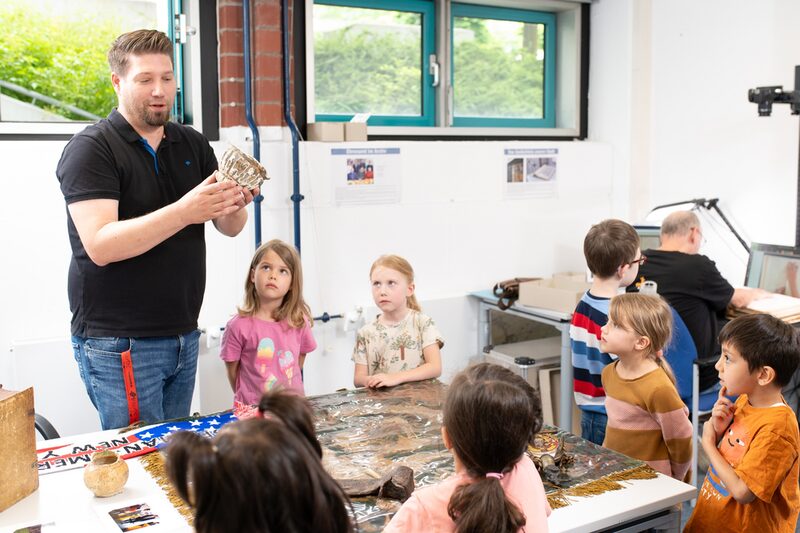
top-left (571, 219), bottom-right (643, 444)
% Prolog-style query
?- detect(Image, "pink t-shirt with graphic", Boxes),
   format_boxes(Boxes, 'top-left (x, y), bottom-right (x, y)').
top-left (220, 315), bottom-right (317, 405)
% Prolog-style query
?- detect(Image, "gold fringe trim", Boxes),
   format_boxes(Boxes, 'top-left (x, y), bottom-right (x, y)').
top-left (140, 452), bottom-right (194, 526)
top-left (142, 445), bottom-right (657, 515)
top-left (546, 464), bottom-right (658, 509)
top-left (546, 492), bottom-right (571, 509)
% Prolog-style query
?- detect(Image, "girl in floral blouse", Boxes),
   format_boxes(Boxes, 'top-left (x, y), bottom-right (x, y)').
top-left (352, 254), bottom-right (443, 388)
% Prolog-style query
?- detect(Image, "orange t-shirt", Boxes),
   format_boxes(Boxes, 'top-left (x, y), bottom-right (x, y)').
top-left (685, 395), bottom-right (800, 532)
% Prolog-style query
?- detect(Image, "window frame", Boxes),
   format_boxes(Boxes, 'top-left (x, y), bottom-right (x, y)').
top-left (311, 0), bottom-right (437, 127)
top-left (449, 3), bottom-right (556, 128)
top-left (305, 0), bottom-right (588, 138)
top-left (0, 0), bottom-right (201, 138)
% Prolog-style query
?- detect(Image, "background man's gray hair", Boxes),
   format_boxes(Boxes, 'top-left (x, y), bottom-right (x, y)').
top-left (660, 210), bottom-right (700, 237)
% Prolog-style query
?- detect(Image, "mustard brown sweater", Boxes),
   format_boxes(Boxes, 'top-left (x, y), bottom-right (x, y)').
top-left (601, 361), bottom-right (692, 481)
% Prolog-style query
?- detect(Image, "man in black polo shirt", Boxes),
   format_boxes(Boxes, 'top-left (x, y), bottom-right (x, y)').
top-left (627, 210), bottom-right (766, 391)
top-left (56, 30), bottom-right (257, 429)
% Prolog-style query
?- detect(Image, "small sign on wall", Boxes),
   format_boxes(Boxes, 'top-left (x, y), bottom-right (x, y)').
top-left (331, 147), bottom-right (402, 205)
top-left (503, 148), bottom-right (558, 198)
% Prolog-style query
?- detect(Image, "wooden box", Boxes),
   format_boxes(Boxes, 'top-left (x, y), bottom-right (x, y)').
top-left (518, 275), bottom-right (591, 314)
top-left (344, 122), bottom-right (368, 141)
top-left (0, 387), bottom-right (39, 511)
top-left (307, 122), bottom-right (345, 142)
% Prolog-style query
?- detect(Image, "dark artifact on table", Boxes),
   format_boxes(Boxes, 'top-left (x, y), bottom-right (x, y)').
top-left (337, 465), bottom-right (415, 502)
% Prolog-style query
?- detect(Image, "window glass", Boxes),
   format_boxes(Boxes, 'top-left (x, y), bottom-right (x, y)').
top-left (453, 17), bottom-right (545, 119)
top-left (313, 1), bottom-right (435, 126)
top-left (0, 0), bottom-right (169, 123)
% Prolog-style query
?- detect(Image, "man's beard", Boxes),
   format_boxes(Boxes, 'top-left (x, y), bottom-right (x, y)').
top-left (140, 104), bottom-right (171, 127)
top-left (126, 95), bottom-right (172, 128)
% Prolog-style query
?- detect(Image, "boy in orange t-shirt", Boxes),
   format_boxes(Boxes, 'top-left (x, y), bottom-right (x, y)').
top-left (685, 314), bottom-right (800, 533)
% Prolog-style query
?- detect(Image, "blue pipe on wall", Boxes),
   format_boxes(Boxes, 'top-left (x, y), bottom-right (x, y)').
top-left (281, 0), bottom-right (304, 253)
top-left (242, 0), bottom-right (263, 247)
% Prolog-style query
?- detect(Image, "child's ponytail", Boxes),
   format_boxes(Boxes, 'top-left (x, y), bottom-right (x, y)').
top-left (443, 363), bottom-right (542, 533)
top-left (165, 431), bottom-right (220, 531)
top-left (654, 353), bottom-right (678, 386)
top-left (448, 475), bottom-right (526, 533)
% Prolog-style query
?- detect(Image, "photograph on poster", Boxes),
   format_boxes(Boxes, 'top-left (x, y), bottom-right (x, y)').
top-left (507, 158), bottom-right (524, 182)
top-left (761, 254), bottom-right (800, 297)
top-left (332, 147), bottom-right (400, 205)
top-left (526, 157), bottom-right (557, 181)
top-left (346, 158), bottom-right (375, 184)
top-left (108, 503), bottom-right (160, 532)
top-left (503, 148), bottom-right (558, 198)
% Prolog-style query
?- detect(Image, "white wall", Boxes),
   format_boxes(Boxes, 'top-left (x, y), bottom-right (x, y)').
top-left (0, 135), bottom-right (613, 434)
top-left (647, 0), bottom-right (799, 280)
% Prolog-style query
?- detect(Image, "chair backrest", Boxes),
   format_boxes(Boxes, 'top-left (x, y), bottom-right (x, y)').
top-left (35, 413), bottom-right (60, 440)
top-left (663, 307), bottom-right (696, 403)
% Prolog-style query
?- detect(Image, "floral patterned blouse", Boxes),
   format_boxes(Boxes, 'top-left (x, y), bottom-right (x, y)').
top-left (352, 310), bottom-right (444, 375)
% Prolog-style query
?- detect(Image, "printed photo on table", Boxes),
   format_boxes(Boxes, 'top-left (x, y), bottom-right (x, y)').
top-left (108, 503), bottom-right (160, 532)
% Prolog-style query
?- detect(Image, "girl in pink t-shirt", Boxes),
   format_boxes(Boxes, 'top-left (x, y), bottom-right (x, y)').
top-left (385, 363), bottom-right (551, 533)
top-left (220, 239), bottom-right (316, 417)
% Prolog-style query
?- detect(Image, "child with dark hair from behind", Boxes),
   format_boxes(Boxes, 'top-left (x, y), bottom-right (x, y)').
top-left (384, 363), bottom-right (551, 533)
top-left (257, 388), bottom-right (322, 458)
top-left (166, 417), bottom-right (354, 533)
top-left (685, 314), bottom-right (800, 533)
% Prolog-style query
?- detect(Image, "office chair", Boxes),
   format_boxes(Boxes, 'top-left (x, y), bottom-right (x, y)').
top-left (662, 308), bottom-right (718, 488)
top-left (34, 413), bottom-right (60, 440)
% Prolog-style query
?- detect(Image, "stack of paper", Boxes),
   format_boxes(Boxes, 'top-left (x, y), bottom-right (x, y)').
top-left (734, 293), bottom-right (800, 322)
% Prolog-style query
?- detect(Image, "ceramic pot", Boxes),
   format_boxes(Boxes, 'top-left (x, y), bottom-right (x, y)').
top-left (83, 450), bottom-right (129, 497)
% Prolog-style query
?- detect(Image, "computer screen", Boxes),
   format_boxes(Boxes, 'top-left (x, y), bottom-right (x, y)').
top-left (634, 225), bottom-right (661, 252)
top-left (745, 242), bottom-right (800, 296)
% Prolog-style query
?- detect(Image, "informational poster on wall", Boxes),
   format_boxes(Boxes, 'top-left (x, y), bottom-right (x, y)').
top-left (332, 147), bottom-right (401, 205)
top-left (503, 148), bottom-right (558, 198)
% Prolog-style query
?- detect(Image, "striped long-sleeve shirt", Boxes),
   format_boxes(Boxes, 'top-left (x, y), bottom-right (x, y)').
top-left (601, 361), bottom-right (692, 481)
top-left (571, 292), bottom-right (613, 413)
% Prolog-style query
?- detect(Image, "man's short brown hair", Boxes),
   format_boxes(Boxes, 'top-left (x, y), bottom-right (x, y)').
top-left (718, 314), bottom-right (800, 388)
top-left (583, 219), bottom-right (639, 279)
top-left (107, 29), bottom-right (173, 76)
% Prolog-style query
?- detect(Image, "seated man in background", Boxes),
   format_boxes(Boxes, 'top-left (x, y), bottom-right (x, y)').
top-left (627, 210), bottom-right (767, 391)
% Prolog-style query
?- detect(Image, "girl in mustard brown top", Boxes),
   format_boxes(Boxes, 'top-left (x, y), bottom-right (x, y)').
top-left (600, 293), bottom-right (693, 481)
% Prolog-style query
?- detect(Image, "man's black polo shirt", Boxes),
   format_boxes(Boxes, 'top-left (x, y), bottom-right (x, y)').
top-left (627, 249), bottom-right (735, 361)
top-left (56, 109), bottom-right (218, 337)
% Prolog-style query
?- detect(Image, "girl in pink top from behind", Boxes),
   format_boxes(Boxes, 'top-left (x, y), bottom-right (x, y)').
top-left (385, 363), bottom-right (551, 533)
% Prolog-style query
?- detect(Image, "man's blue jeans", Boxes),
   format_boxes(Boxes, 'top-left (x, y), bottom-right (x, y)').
top-left (580, 409), bottom-right (607, 446)
top-left (71, 330), bottom-right (200, 430)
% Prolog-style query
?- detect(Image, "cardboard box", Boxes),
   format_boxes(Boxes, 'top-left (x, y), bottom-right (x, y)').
top-left (518, 275), bottom-right (591, 314)
top-left (344, 122), bottom-right (368, 141)
top-left (554, 271), bottom-right (589, 283)
top-left (0, 387), bottom-right (39, 511)
top-left (307, 122), bottom-right (345, 142)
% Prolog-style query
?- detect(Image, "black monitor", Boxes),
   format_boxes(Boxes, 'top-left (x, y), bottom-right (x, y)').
top-left (745, 242), bottom-right (800, 295)
top-left (634, 225), bottom-right (661, 252)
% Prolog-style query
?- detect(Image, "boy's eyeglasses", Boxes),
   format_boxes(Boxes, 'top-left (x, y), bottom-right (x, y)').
top-left (629, 255), bottom-right (647, 266)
